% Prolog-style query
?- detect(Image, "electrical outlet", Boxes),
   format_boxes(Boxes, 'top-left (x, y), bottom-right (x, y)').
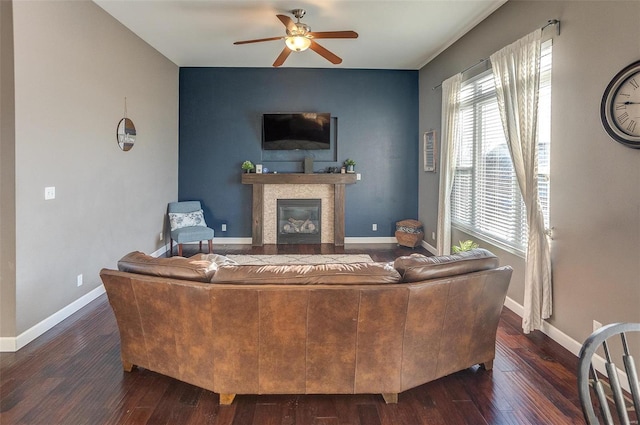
top-left (356, 173), bottom-right (361, 181)
top-left (221, 224), bottom-right (227, 232)
top-left (45, 186), bottom-right (55, 200)
top-left (593, 320), bottom-right (602, 332)
top-left (77, 274), bottom-right (83, 287)
top-left (372, 223), bottom-right (377, 231)
top-left (431, 231), bottom-right (436, 240)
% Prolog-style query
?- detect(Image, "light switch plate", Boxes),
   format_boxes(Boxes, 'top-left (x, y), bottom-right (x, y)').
top-left (45, 187), bottom-right (56, 200)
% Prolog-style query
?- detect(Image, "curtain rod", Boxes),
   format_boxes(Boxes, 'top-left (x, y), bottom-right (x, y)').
top-left (432, 19), bottom-right (560, 91)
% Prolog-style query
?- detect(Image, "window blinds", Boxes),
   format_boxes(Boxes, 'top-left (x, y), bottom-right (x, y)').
top-left (451, 40), bottom-right (552, 253)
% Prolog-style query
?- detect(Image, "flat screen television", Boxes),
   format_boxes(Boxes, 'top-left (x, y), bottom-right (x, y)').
top-left (262, 113), bottom-right (331, 150)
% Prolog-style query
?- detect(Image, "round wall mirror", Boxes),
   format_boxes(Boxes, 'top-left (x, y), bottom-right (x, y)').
top-left (117, 118), bottom-right (136, 151)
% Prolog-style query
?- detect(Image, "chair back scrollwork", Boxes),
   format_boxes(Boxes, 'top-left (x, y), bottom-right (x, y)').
top-left (578, 322), bottom-right (640, 425)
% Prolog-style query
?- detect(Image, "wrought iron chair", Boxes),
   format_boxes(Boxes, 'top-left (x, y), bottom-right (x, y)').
top-left (578, 322), bottom-right (640, 425)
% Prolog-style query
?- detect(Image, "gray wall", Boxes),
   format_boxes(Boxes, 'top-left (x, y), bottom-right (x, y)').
top-left (419, 0), bottom-right (640, 344)
top-left (1, 0), bottom-right (17, 337)
top-left (9, 0), bottom-right (178, 335)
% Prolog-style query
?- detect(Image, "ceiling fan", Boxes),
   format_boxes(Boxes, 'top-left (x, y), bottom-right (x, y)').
top-left (233, 9), bottom-right (358, 67)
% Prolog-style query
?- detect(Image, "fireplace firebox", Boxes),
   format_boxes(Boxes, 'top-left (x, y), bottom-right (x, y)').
top-left (277, 199), bottom-right (321, 244)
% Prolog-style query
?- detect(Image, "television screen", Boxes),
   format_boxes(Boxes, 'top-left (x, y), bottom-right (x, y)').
top-left (263, 113), bottom-right (331, 150)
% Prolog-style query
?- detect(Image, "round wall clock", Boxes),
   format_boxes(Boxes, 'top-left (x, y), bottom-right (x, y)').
top-left (600, 59), bottom-right (640, 149)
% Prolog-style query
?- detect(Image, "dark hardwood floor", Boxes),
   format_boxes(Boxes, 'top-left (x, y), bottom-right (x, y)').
top-left (1, 244), bottom-right (588, 425)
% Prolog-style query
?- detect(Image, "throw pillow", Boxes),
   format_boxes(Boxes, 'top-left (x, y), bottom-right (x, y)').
top-left (169, 209), bottom-right (207, 231)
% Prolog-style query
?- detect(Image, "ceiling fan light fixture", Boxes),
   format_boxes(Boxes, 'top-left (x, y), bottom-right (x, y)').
top-left (285, 35), bottom-right (311, 52)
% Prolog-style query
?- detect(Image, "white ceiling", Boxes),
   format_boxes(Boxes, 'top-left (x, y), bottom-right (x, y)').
top-left (93, 0), bottom-right (506, 70)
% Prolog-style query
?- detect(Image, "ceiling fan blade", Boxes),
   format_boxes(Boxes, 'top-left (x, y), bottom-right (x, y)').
top-left (308, 31), bottom-right (359, 39)
top-left (234, 36), bottom-right (284, 45)
top-left (309, 40), bottom-right (342, 65)
top-left (273, 47), bottom-right (292, 67)
top-left (276, 14), bottom-right (297, 33)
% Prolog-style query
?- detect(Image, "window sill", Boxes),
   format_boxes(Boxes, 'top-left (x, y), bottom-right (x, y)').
top-left (451, 224), bottom-right (526, 259)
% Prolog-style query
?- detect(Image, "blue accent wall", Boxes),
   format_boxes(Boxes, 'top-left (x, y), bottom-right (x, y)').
top-left (179, 67), bottom-right (418, 238)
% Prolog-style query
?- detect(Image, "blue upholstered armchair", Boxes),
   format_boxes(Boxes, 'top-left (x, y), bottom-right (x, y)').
top-left (167, 201), bottom-right (214, 257)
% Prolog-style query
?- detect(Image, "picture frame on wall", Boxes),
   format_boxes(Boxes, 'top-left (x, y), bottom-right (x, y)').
top-left (423, 130), bottom-right (437, 172)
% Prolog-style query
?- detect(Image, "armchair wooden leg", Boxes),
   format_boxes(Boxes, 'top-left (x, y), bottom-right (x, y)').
top-left (170, 239), bottom-right (174, 257)
top-left (199, 241), bottom-right (203, 252)
top-left (122, 360), bottom-right (135, 372)
top-left (219, 393), bottom-right (236, 405)
top-left (178, 244), bottom-right (183, 257)
top-left (208, 239), bottom-right (213, 253)
top-left (482, 360), bottom-right (494, 370)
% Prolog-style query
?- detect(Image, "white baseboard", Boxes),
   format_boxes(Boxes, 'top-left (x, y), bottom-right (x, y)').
top-left (151, 243), bottom-right (170, 257)
top-left (421, 240), bottom-right (438, 255)
top-left (344, 237), bottom-right (398, 244)
top-left (0, 284), bottom-right (105, 353)
top-left (0, 336), bottom-right (16, 352)
top-left (504, 296), bottom-right (630, 392)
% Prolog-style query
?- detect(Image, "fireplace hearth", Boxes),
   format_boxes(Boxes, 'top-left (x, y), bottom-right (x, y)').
top-left (277, 199), bottom-right (321, 244)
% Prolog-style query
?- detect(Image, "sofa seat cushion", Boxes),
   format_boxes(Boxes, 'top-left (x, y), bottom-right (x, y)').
top-left (394, 248), bottom-right (499, 283)
top-left (117, 251), bottom-right (217, 282)
top-left (211, 262), bottom-right (401, 285)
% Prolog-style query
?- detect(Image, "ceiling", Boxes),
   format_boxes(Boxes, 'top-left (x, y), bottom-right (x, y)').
top-left (93, 0), bottom-right (506, 70)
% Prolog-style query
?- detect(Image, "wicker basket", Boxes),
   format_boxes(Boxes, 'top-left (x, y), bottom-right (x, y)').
top-left (395, 219), bottom-right (424, 248)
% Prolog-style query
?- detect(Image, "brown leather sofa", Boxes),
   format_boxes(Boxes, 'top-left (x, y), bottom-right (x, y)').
top-left (100, 249), bottom-right (512, 405)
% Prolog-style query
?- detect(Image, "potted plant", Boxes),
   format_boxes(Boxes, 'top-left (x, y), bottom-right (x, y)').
top-left (241, 160), bottom-right (255, 173)
top-left (452, 240), bottom-right (479, 253)
top-left (344, 158), bottom-right (356, 173)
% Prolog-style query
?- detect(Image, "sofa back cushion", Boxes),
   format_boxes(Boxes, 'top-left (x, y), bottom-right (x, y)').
top-left (117, 251), bottom-right (217, 282)
top-left (394, 248), bottom-right (499, 283)
top-left (211, 262), bottom-right (401, 285)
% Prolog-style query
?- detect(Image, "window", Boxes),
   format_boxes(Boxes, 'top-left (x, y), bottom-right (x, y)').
top-left (451, 40), bottom-right (552, 254)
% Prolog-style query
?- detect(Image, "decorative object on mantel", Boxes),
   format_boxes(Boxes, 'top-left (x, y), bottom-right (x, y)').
top-left (116, 97), bottom-right (136, 151)
top-left (304, 157), bottom-right (314, 174)
top-left (255, 164), bottom-right (263, 174)
top-left (344, 158), bottom-right (356, 173)
top-left (395, 219), bottom-right (424, 248)
top-left (241, 160), bottom-right (255, 173)
top-left (423, 130), bottom-right (437, 172)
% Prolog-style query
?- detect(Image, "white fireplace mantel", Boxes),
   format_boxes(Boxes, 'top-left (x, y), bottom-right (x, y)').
top-left (241, 173), bottom-right (357, 246)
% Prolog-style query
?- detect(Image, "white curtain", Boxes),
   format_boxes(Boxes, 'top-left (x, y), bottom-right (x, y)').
top-left (490, 29), bottom-right (552, 333)
top-left (436, 73), bottom-right (462, 256)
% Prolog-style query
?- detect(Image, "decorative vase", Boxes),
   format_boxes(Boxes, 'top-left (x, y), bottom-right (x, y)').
top-left (347, 165), bottom-right (355, 173)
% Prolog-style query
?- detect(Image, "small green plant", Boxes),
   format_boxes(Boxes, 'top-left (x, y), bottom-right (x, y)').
top-left (344, 159), bottom-right (356, 166)
top-left (241, 160), bottom-right (254, 171)
top-left (452, 240), bottom-right (479, 253)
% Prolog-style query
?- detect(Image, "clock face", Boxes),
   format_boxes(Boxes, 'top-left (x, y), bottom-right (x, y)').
top-left (601, 60), bottom-right (640, 148)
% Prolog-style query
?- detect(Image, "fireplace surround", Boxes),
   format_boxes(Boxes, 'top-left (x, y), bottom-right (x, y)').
top-left (242, 173), bottom-right (357, 246)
